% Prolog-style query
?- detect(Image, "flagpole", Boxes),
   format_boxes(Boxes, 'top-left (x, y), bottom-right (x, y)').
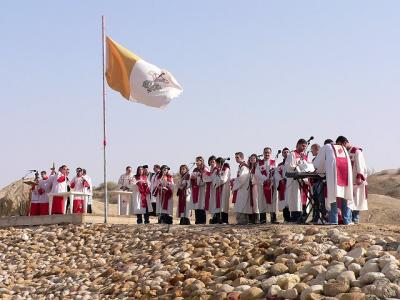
top-left (102, 15), bottom-right (108, 223)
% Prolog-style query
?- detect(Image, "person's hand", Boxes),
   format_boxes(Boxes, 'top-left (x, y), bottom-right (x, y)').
top-left (356, 177), bottom-right (363, 185)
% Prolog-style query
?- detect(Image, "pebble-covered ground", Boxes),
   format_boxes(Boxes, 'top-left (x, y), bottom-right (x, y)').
top-left (1, 224), bottom-right (400, 300)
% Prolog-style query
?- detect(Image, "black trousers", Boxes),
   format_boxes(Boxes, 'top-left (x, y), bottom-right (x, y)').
top-left (259, 212), bottom-right (267, 224)
top-left (195, 209), bottom-right (206, 224)
top-left (283, 207), bottom-right (291, 222)
top-left (221, 212), bottom-right (229, 224)
top-left (137, 207), bottom-right (150, 224)
top-left (179, 217), bottom-right (191, 225)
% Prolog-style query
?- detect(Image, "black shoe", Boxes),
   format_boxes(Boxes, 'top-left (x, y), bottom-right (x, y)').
top-left (221, 212), bottom-right (229, 224)
top-left (259, 213), bottom-right (267, 224)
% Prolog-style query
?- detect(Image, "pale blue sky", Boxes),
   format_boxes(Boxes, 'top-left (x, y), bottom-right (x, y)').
top-left (1, 1), bottom-right (399, 188)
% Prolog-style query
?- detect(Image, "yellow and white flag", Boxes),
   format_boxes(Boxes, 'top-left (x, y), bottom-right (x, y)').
top-left (105, 37), bottom-right (183, 108)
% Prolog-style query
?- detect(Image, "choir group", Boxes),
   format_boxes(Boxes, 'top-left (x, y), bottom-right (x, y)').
top-left (117, 136), bottom-right (368, 226)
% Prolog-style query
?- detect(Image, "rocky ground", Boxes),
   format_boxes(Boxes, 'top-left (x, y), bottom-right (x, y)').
top-left (1, 224), bottom-right (400, 299)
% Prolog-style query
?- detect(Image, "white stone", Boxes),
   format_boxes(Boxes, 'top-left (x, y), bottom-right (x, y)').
top-left (347, 247), bottom-right (366, 259)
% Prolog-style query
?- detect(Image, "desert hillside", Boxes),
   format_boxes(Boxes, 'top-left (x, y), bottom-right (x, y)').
top-left (367, 169), bottom-right (400, 199)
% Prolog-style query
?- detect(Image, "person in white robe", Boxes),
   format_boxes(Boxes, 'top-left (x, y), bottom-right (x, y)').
top-left (132, 166), bottom-right (152, 224)
top-left (149, 164), bottom-right (161, 216)
top-left (255, 147), bottom-right (279, 224)
top-left (231, 152), bottom-right (252, 224)
top-left (82, 169), bottom-right (93, 213)
top-left (309, 144), bottom-right (327, 223)
top-left (51, 165), bottom-right (70, 214)
top-left (203, 156), bottom-right (223, 224)
top-left (337, 136), bottom-right (367, 224)
top-left (117, 166), bottom-right (135, 215)
top-left (274, 147), bottom-right (290, 222)
top-left (176, 164), bottom-right (191, 225)
top-left (190, 156), bottom-right (209, 224)
top-left (36, 171), bottom-right (50, 215)
top-left (154, 165), bottom-right (174, 224)
top-left (284, 139), bottom-right (310, 223)
top-left (214, 157), bottom-right (231, 224)
top-left (313, 137), bottom-right (354, 225)
top-left (70, 167), bottom-right (90, 214)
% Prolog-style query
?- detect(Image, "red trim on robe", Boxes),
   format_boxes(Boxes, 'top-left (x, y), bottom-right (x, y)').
top-left (258, 160), bottom-right (273, 204)
top-left (57, 176), bottom-right (66, 183)
top-left (331, 144), bottom-right (349, 187)
top-left (177, 174), bottom-right (190, 215)
top-left (161, 175), bottom-right (173, 210)
top-left (136, 175), bottom-right (150, 208)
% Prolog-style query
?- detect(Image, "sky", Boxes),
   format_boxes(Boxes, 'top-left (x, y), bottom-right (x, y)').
top-left (0, 1), bottom-right (399, 188)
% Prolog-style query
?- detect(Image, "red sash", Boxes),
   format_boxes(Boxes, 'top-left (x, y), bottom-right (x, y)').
top-left (203, 168), bottom-right (212, 210)
top-left (177, 173), bottom-right (190, 214)
top-left (136, 176), bottom-right (150, 208)
top-left (190, 168), bottom-right (200, 203)
top-left (231, 162), bottom-right (247, 203)
top-left (258, 160), bottom-right (273, 204)
top-left (158, 175), bottom-right (173, 210)
top-left (277, 163), bottom-right (286, 201)
top-left (331, 144), bottom-right (349, 187)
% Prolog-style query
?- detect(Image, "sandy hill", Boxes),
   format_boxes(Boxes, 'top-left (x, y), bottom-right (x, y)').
top-left (367, 168), bottom-right (400, 199)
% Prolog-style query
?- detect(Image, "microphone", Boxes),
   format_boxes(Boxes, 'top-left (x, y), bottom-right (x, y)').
top-left (307, 136), bottom-right (314, 144)
top-left (29, 169), bottom-right (37, 172)
top-left (223, 157), bottom-right (230, 161)
top-left (257, 154), bottom-right (263, 158)
top-left (275, 150), bottom-right (282, 159)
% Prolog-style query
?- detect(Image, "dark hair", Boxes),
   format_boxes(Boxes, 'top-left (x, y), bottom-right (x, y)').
top-left (282, 147), bottom-right (289, 152)
top-left (208, 155), bottom-right (217, 166)
top-left (135, 166), bottom-right (143, 177)
top-left (82, 169), bottom-right (87, 174)
top-left (297, 139), bottom-right (307, 145)
top-left (235, 152), bottom-right (244, 159)
top-left (126, 166), bottom-right (132, 171)
top-left (263, 147), bottom-right (272, 153)
top-left (336, 136), bottom-right (349, 144)
top-left (324, 139), bottom-right (333, 145)
top-left (216, 157), bottom-right (225, 166)
top-left (179, 164), bottom-right (189, 175)
top-left (40, 171), bottom-right (47, 174)
top-left (248, 154), bottom-right (258, 168)
top-left (153, 164), bottom-right (161, 170)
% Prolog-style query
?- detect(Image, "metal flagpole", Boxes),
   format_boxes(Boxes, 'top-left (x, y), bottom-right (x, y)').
top-left (102, 15), bottom-right (108, 223)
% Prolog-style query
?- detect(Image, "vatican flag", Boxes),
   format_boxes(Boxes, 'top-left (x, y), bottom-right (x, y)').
top-left (105, 37), bottom-right (183, 108)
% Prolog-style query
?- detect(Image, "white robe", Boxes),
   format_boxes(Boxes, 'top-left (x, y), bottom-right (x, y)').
top-left (150, 172), bottom-right (158, 204)
top-left (313, 144), bottom-right (354, 210)
top-left (284, 151), bottom-right (306, 212)
top-left (349, 147), bottom-right (368, 211)
top-left (31, 184), bottom-right (40, 203)
top-left (51, 172), bottom-right (68, 194)
top-left (232, 163), bottom-right (252, 214)
top-left (131, 177), bottom-right (153, 214)
top-left (190, 167), bottom-right (210, 210)
top-left (203, 167), bottom-right (220, 214)
top-left (83, 175), bottom-right (93, 205)
top-left (176, 175), bottom-right (191, 218)
top-left (155, 176), bottom-right (174, 215)
top-left (38, 177), bottom-right (50, 204)
top-left (255, 159), bottom-right (279, 213)
top-left (214, 165), bottom-right (231, 213)
top-left (117, 173), bottom-right (135, 215)
top-left (274, 162), bottom-right (288, 210)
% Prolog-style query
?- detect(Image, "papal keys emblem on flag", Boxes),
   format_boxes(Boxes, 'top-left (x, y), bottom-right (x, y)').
top-left (142, 72), bottom-right (170, 94)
